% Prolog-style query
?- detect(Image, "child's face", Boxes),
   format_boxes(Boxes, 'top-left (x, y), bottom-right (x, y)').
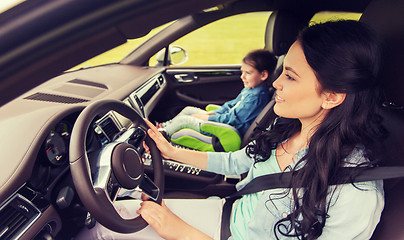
top-left (240, 62), bottom-right (267, 88)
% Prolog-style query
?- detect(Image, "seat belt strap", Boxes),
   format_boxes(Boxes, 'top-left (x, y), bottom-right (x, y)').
top-left (233, 166), bottom-right (404, 197)
top-left (220, 196), bottom-right (239, 240)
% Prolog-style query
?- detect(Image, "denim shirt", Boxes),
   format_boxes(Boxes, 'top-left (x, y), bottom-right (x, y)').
top-left (206, 147), bottom-right (384, 240)
top-left (208, 83), bottom-right (270, 136)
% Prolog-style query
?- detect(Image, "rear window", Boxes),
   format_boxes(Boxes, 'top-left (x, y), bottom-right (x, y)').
top-left (310, 11), bottom-right (362, 25)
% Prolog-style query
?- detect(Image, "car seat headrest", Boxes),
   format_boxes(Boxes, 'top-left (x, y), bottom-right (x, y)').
top-left (360, 0), bottom-right (404, 108)
top-left (360, 0), bottom-right (404, 238)
top-left (265, 10), bottom-right (306, 56)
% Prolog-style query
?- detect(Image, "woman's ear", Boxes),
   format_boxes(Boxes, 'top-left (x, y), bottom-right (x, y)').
top-left (321, 92), bottom-right (346, 109)
top-left (260, 70), bottom-right (269, 81)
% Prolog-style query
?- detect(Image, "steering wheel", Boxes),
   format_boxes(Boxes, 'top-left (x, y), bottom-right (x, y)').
top-left (69, 99), bottom-right (164, 233)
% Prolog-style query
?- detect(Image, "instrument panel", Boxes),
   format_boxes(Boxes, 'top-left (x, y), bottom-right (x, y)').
top-left (42, 121), bottom-right (71, 166)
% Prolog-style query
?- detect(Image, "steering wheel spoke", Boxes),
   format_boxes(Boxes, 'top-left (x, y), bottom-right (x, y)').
top-left (139, 173), bottom-right (160, 201)
top-left (127, 127), bottom-right (147, 149)
top-left (93, 166), bottom-right (121, 202)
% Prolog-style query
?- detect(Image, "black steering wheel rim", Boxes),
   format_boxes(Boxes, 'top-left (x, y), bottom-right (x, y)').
top-left (69, 99), bottom-right (164, 233)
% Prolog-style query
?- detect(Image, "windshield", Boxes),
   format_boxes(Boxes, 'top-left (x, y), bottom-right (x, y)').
top-left (0, 0), bottom-right (25, 12)
top-left (69, 24), bottom-right (169, 71)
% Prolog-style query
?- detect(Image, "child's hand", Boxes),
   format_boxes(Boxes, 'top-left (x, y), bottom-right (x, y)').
top-left (144, 119), bottom-right (175, 160)
top-left (191, 113), bottom-right (210, 121)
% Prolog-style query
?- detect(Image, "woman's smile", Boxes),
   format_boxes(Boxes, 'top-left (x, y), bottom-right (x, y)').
top-left (275, 94), bottom-right (285, 103)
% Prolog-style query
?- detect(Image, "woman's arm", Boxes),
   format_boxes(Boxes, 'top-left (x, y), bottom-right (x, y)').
top-left (145, 119), bottom-right (209, 170)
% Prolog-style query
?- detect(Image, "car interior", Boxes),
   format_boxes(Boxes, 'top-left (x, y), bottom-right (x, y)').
top-left (0, 0), bottom-right (403, 239)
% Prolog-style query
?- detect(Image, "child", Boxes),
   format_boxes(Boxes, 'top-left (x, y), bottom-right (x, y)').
top-left (160, 49), bottom-right (277, 137)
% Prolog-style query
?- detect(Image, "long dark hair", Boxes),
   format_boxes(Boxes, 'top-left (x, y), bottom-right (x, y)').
top-left (246, 20), bottom-right (386, 239)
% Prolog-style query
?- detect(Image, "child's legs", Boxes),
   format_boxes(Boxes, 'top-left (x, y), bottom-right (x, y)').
top-left (177, 106), bottom-right (207, 117)
top-left (74, 198), bottom-right (224, 240)
top-left (164, 115), bottom-right (203, 136)
top-left (162, 106), bottom-right (206, 127)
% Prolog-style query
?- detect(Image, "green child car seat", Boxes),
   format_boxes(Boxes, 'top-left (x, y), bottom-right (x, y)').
top-left (170, 120), bottom-right (242, 152)
top-left (170, 104), bottom-right (242, 152)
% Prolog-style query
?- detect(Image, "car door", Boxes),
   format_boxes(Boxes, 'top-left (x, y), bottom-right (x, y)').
top-left (153, 66), bottom-right (242, 121)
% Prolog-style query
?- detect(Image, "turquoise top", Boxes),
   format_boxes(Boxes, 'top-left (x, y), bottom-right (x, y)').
top-left (230, 149), bottom-right (280, 238)
top-left (206, 147), bottom-right (384, 239)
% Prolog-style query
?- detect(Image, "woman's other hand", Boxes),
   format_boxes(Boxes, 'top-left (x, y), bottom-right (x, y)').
top-left (137, 200), bottom-right (212, 240)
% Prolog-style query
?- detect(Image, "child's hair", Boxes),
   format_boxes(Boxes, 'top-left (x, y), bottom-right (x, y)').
top-left (242, 49), bottom-right (277, 76)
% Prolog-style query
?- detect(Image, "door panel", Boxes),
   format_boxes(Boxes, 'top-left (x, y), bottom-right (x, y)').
top-left (150, 66), bottom-right (243, 122)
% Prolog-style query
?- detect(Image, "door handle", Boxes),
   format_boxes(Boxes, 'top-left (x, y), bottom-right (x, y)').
top-left (174, 73), bottom-right (199, 83)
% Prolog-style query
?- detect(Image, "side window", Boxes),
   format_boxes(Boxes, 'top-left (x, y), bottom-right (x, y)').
top-left (150, 12), bottom-right (272, 66)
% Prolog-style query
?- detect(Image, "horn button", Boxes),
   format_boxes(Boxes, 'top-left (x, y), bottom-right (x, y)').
top-left (111, 142), bottom-right (143, 189)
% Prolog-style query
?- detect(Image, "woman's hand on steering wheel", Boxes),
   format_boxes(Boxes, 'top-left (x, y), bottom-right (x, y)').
top-left (144, 119), bottom-right (176, 160)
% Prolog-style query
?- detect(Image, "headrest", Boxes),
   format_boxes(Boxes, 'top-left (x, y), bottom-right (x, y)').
top-left (360, 0), bottom-right (404, 107)
top-left (265, 11), bottom-right (306, 56)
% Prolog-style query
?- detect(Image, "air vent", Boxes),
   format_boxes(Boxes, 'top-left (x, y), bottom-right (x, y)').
top-left (140, 81), bottom-right (160, 104)
top-left (0, 195), bottom-right (40, 240)
top-left (134, 95), bottom-right (144, 116)
top-left (102, 118), bottom-right (120, 141)
top-left (96, 115), bottom-right (120, 142)
top-left (24, 93), bottom-right (88, 104)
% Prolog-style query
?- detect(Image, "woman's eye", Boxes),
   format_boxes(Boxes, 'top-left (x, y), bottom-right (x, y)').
top-left (285, 74), bottom-right (294, 81)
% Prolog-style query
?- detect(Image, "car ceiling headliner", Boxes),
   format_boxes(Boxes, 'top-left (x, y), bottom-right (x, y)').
top-left (0, 0), bottom-right (371, 107)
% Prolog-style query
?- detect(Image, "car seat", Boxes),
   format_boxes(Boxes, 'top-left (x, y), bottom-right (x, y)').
top-left (358, 0), bottom-right (404, 238)
top-left (170, 10), bottom-right (307, 152)
top-left (170, 108), bottom-right (243, 152)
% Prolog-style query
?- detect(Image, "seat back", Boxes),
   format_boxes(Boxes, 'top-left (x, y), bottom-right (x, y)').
top-left (242, 10), bottom-right (309, 147)
top-left (241, 99), bottom-right (276, 147)
top-left (359, 0), bottom-right (404, 238)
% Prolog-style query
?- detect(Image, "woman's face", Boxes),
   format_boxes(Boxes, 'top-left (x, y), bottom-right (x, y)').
top-left (240, 62), bottom-right (267, 89)
top-left (272, 41), bottom-right (328, 124)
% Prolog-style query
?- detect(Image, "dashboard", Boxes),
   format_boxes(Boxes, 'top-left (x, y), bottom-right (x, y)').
top-left (0, 64), bottom-right (223, 240)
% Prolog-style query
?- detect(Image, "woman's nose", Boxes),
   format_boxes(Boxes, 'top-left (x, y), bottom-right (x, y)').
top-left (272, 77), bottom-right (282, 90)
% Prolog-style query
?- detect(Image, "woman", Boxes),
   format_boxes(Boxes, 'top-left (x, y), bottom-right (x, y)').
top-left (77, 20), bottom-right (386, 240)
